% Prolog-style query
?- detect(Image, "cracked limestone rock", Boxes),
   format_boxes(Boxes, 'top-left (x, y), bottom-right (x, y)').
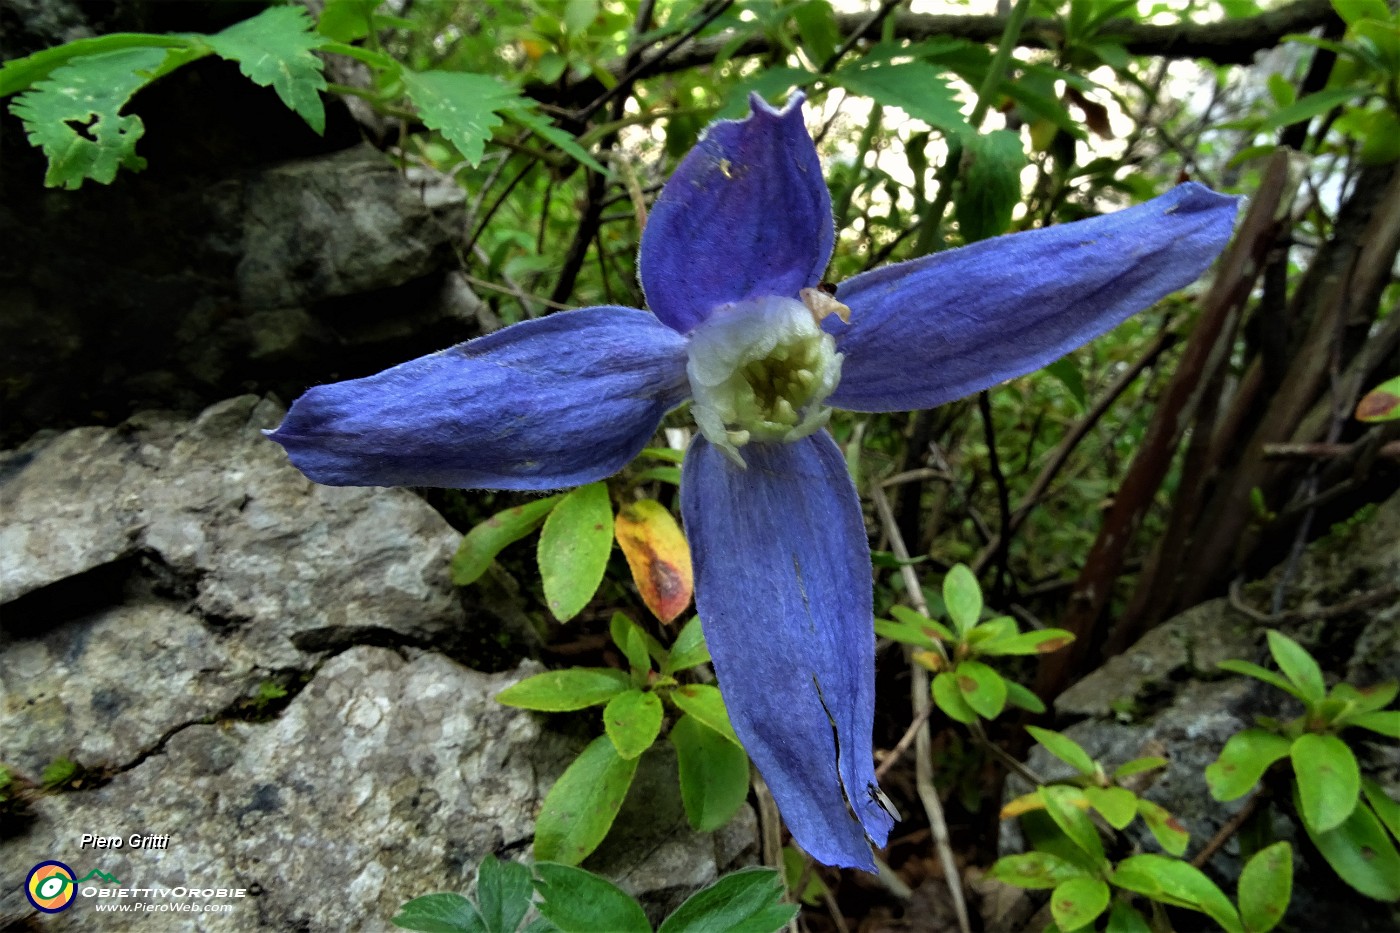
top-left (1, 397), bottom-right (759, 929)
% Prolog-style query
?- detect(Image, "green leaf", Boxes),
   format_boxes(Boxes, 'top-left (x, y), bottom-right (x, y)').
top-left (1041, 785), bottom-right (1105, 865)
top-left (610, 613), bottom-right (659, 676)
top-left (1237, 842), bottom-right (1292, 933)
top-left (402, 69), bottom-right (525, 167)
top-left (791, 0), bottom-right (841, 65)
top-left (942, 564), bottom-right (983, 634)
top-left (1332, 680), bottom-right (1399, 717)
top-left (1051, 877), bottom-right (1110, 931)
top-left (955, 129), bottom-right (1026, 241)
top-left (1205, 728), bottom-right (1292, 801)
top-left (658, 867), bottom-right (794, 933)
top-left (663, 616), bottom-right (711, 674)
top-left (671, 713), bottom-right (751, 833)
top-left (1137, 798), bottom-right (1190, 856)
top-left (1026, 726), bottom-right (1098, 777)
top-left (932, 671), bottom-right (978, 723)
top-left (1349, 710), bottom-right (1400, 738)
top-left (504, 105), bottom-right (609, 176)
top-left (317, 0), bottom-right (379, 42)
top-left (204, 6), bottom-right (329, 133)
top-left (1300, 796), bottom-right (1400, 901)
top-left (1104, 901), bottom-right (1151, 933)
top-left (965, 615), bottom-right (1017, 644)
top-left (533, 862), bottom-right (650, 933)
top-left (671, 684), bottom-right (741, 745)
top-left (883, 605), bottom-right (954, 645)
top-left (392, 893), bottom-right (485, 932)
top-left (828, 61), bottom-right (967, 133)
top-left (475, 855), bottom-right (533, 933)
top-left (1259, 85), bottom-right (1367, 132)
top-left (1044, 358), bottom-right (1087, 410)
top-left (1291, 733), bottom-right (1360, 832)
top-left (1112, 756), bottom-right (1168, 780)
top-left (1357, 375), bottom-right (1400, 421)
top-left (1083, 787), bottom-right (1137, 830)
top-left (496, 668), bottom-right (630, 712)
top-left (562, 0), bottom-right (599, 35)
top-left (534, 736), bottom-right (639, 866)
top-left (538, 482), bottom-right (613, 622)
top-left (9, 47), bottom-right (169, 189)
top-left (1004, 679), bottom-right (1047, 713)
top-left (0, 33), bottom-right (194, 98)
top-left (955, 660), bottom-right (1008, 719)
top-left (452, 496), bottom-right (562, 585)
top-left (1112, 855), bottom-right (1242, 932)
top-left (1265, 631), bottom-right (1326, 704)
top-left (1361, 777), bottom-right (1400, 840)
top-left (1216, 660), bottom-right (1308, 703)
top-left (986, 851), bottom-right (1088, 890)
top-left (1332, 0), bottom-right (1390, 24)
top-left (603, 690), bottom-right (663, 760)
top-left (781, 847), bottom-right (828, 906)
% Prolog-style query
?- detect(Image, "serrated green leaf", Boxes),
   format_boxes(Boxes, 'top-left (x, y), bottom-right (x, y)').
top-left (1051, 877), bottom-right (1110, 931)
top-left (1205, 728), bottom-right (1292, 801)
top-left (955, 129), bottom-right (1026, 241)
top-left (0, 33), bottom-right (194, 98)
top-left (1291, 733), bottom-right (1360, 832)
top-left (391, 892), bottom-right (486, 933)
top-left (663, 616), bottom-right (711, 674)
top-left (1112, 855), bottom-right (1242, 932)
top-left (658, 867), bottom-right (793, 933)
top-left (1041, 785), bottom-right (1105, 864)
top-left (603, 689), bottom-right (663, 760)
top-left (1026, 726), bottom-right (1098, 777)
top-left (402, 69), bottom-right (524, 167)
top-left (986, 851), bottom-right (1088, 889)
top-left (475, 855), bottom-right (533, 933)
top-left (205, 6), bottom-right (328, 133)
top-left (670, 713), bottom-right (750, 834)
top-left (1299, 795), bottom-right (1400, 901)
top-left (10, 47), bottom-right (169, 189)
top-left (538, 482), bottom-right (613, 622)
top-left (1238, 842), bottom-right (1292, 933)
top-left (1265, 631), bottom-right (1326, 704)
top-left (955, 659), bottom-right (1008, 719)
top-left (671, 684), bottom-right (741, 745)
top-left (1083, 787), bottom-right (1138, 829)
top-left (534, 736), bottom-right (639, 866)
top-left (1112, 756), bottom-right (1167, 780)
top-left (1005, 679), bottom-right (1047, 713)
top-left (452, 496), bottom-right (562, 585)
top-left (504, 105), bottom-right (608, 175)
top-left (942, 564), bottom-right (982, 634)
top-left (533, 862), bottom-right (650, 933)
top-left (496, 668), bottom-right (630, 712)
top-left (828, 61), bottom-right (967, 133)
top-left (932, 671), bottom-right (978, 723)
top-left (1137, 798), bottom-right (1190, 855)
top-left (791, 0), bottom-right (841, 66)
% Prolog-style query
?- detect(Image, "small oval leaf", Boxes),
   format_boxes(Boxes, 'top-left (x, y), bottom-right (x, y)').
top-left (1051, 876), bottom-right (1110, 931)
top-left (539, 482), bottom-right (613, 622)
top-left (670, 713), bottom-right (750, 833)
top-left (1205, 728), bottom-right (1292, 801)
top-left (603, 689), bottom-right (663, 760)
top-left (1291, 732), bottom-right (1360, 832)
top-left (533, 735), bottom-right (639, 865)
top-left (671, 683), bottom-right (741, 745)
top-left (496, 668), bottom-right (631, 712)
top-left (1237, 841), bottom-right (1292, 933)
top-left (451, 494), bottom-right (561, 586)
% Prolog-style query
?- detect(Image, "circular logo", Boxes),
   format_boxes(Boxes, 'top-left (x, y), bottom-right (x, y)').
top-left (26, 860), bottom-right (77, 913)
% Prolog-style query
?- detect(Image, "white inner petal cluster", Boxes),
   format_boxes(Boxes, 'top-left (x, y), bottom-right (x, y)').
top-left (686, 296), bottom-right (843, 466)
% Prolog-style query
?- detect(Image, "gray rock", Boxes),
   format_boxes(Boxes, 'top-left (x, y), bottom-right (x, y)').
top-left (1, 399), bottom-right (759, 929)
top-left (1, 647), bottom-right (574, 931)
top-left (1022, 492), bottom-right (1400, 932)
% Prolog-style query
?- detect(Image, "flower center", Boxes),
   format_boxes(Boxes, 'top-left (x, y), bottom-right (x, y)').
top-left (686, 296), bottom-right (842, 466)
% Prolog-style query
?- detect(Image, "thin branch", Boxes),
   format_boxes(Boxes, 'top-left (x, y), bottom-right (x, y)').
top-left (870, 483), bottom-right (972, 933)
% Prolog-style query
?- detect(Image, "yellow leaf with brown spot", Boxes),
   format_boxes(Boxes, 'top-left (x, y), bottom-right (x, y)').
top-left (614, 499), bottom-right (693, 624)
top-left (1355, 376), bottom-right (1400, 422)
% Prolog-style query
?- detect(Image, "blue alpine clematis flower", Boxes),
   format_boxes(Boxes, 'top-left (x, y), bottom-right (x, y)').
top-left (267, 93), bottom-right (1236, 870)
